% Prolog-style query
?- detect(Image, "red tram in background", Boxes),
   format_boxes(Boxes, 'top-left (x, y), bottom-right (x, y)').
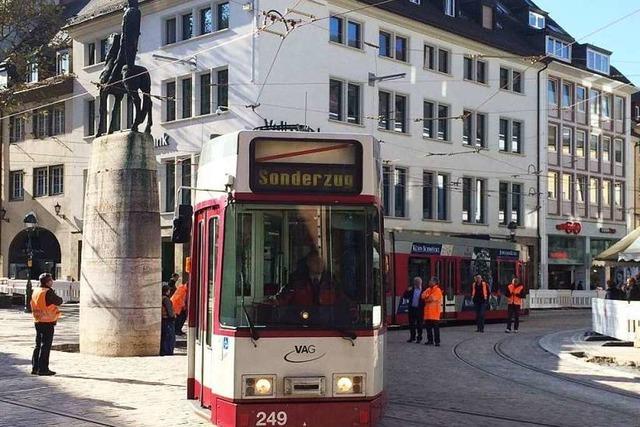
top-left (386, 231), bottom-right (531, 325)
top-left (185, 130), bottom-right (386, 427)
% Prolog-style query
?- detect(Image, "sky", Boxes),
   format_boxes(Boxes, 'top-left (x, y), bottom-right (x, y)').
top-left (535, 0), bottom-right (640, 86)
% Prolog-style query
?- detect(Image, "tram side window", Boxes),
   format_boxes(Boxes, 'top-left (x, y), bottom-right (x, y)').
top-left (195, 221), bottom-right (204, 341)
top-left (460, 259), bottom-right (472, 294)
top-left (206, 217), bottom-right (218, 346)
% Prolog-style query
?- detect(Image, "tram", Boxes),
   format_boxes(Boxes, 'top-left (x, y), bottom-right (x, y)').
top-left (387, 231), bottom-right (531, 325)
top-left (186, 130), bottom-right (386, 427)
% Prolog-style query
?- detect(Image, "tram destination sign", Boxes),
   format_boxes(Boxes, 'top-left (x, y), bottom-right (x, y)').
top-left (250, 138), bottom-right (363, 194)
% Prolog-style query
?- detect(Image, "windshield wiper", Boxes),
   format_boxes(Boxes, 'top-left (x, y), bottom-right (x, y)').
top-left (242, 304), bottom-right (259, 347)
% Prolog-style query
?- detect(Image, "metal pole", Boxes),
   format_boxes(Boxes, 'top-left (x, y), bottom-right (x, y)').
top-left (24, 230), bottom-right (33, 313)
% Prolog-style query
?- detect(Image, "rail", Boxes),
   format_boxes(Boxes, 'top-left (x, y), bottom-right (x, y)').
top-left (528, 289), bottom-right (603, 309)
top-left (0, 279), bottom-right (80, 303)
top-left (592, 298), bottom-right (640, 346)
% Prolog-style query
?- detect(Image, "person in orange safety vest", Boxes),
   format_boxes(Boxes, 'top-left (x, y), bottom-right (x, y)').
top-left (421, 277), bottom-right (443, 346)
top-left (171, 281), bottom-right (188, 336)
top-left (30, 273), bottom-right (63, 376)
top-left (505, 277), bottom-right (525, 333)
top-left (471, 274), bottom-right (490, 333)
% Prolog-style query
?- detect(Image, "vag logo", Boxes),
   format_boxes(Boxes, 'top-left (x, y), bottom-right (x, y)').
top-left (284, 345), bottom-right (326, 363)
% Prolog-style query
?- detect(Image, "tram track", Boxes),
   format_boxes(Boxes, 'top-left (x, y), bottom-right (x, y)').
top-left (0, 398), bottom-right (119, 426)
top-left (388, 400), bottom-right (564, 426)
top-left (451, 335), bottom-right (640, 417)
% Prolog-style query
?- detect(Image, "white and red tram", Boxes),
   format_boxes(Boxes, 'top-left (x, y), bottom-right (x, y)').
top-left (186, 130), bottom-right (386, 427)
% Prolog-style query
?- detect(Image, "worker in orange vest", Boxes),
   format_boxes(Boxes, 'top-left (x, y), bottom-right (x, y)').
top-left (171, 281), bottom-right (188, 336)
top-left (471, 274), bottom-right (490, 333)
top-left (421, 277), bottom-right (443, 346)
top-left (505, 277), bottom-right (525, 333)
top-left (30, 273), bottom-right (63, 376)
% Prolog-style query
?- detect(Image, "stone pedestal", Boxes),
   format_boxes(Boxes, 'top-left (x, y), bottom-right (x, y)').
top-left (80, 132), bottom-right (161, 356)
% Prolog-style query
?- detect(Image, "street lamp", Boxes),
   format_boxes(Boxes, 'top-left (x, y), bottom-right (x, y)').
top-left (507, 221), bottom-right (518, 242)
top-left (23, 212), bottom-right (38, 313)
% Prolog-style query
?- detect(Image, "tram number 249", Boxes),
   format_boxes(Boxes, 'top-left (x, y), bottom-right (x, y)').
top-left (256, 411), bottom-right (288, 426)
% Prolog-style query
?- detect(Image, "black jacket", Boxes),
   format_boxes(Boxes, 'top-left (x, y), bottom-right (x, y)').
top-left (403, 287), bottom-right (425, 311)
top-left (44, 287), bottom-right (63, 306)
top-left (605, 287), bottom-right (624, 300)
top-left (627, 285), bottom-right (640, 302)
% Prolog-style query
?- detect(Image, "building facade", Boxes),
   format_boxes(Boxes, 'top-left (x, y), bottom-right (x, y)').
top-left (1, 0), bottom-right (635, 291)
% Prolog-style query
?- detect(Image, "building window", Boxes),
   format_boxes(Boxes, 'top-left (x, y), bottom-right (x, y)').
top-left (546, 37), bottom-right (571, 61)
top-left (33, 167), bottom-right (48, 197)
top-left (576, 85), bottom-right (587, 121)
top-left (329, 79), bottom-right (343, 121)
top-left (182, 13), bottom-right (193, 40)
top-left (562, 82), bottom-right (573, 116)
top-left (329, 15), bottom-right (361, 47)
top-left (56, 50), bottom-right (70, 76)
top-left (86, 43), bottom-right (96, 66)
top-left (587, 49), bottom-right (610, 74)
top-left (589, 177), bottom-right (600, 208)
top-left (217, 2), bottom-right (230, 30)
top-left (86, 99), bottom-right (96, 136)
top-left (329, 79), bottom-right (361, 124)
top-left (575, 130), bottom-right (585, 158)
top-left (165, 161), bottom-right (175, 212)
top-left (590, 89), bottom-right (600, 117)
top-left (182, 77), bottom-right (192, 119)
top-left (463, 56), bottom-right (487, 84)
top-left (52, 104), bottom-right (65, 135)
top-left (444, 0), bottom-right (455, 17)
top-left (423, 171), bottom-right (449, 220)
top-left (165, 17), bottom-right (177, 44)
top-left (200, 73), bottom-right (211, 115)
top-left (602, 136), bottom-right (611, 163)
top-left (347, 21), bottom-right (362, 49)
top-left (547, 124), bottom-right (558, 152)
top-left (548, 79), bottom-right (558, 116)
top-left (165, 81), bottom-right (176, 122)
top-left (9, 116), bottom-right (25, 143)
top-left (379, 91), bottom-right (407, 133)
top-left (33, 109), bottom-right (49, 138)
top-left (529, 11), bottom-right (545, 29)
top-left (26, 62), bottom-right (38, 83)
top-left (216, 68), bottom-right (228, 108)
top-left (602, 94), bottom-right (612, 123)
top-left (379, 31), bottom-right (408, 62)
top-left (614, 96), bottom-right (625, 130)
top-left (499, 118), bottom-right (523, 153)
top-left (182, 158), bottom-right (192, 205)
top-left (548, 172), bottom-right (558, 199)
top-left (423, 44), bottom-right (450, 74)
top-left (576, 175), bottom-right (586, 204)
top-left (49, 165), bottom-right (64, 195)
top-left (602, 180), bottom-right (612, 207)
top-left (200, 7), bottom-right (213, 34)
top-left (499, 67), bottom-right (523, 93)
top-left (614, 139), bottom-right (623, 164)
top-left (329, 16), bottom-right (343, 44)
top-left (347, 83), bottom-right (361, 124)
top-left (462, 110), bottom-right (486, 148)
top-left (562, 127), bottom-right (572, 155)
top-left (9, 171), bottom-right (24, 201)
top-left (423, 100), bottom-right (450, 141)
top-left (462, 177), bottom-right (486, 224)
top-left (562, 173), bottom-right (572, 202)
top-left (382, 165), bottom-right (407, 217)
top-left (614, 182), bottom-right (624, 211)
top-left (589, 134), bottom-right (599, 160)
top-left (499, 182), bottom-right (523, 226)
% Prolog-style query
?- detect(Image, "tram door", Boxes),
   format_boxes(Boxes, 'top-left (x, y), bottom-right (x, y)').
top-left (433, 258), bottom-right (457, 313)
top-left (194, 212), bottom-right (219, 408)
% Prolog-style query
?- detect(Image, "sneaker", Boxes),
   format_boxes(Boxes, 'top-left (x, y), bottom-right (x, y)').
top-left (505, 329), bottom-right (511, 333)
top-left (31, 369), bottom-right (38, 375)
top-left (37, 370), bottom-right (56, 376)
top-left (435, 343), bottom-right (440, 347)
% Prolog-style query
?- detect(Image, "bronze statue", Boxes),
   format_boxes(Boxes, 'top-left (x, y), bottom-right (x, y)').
top-left (96, 0), bottom-right (152, 136)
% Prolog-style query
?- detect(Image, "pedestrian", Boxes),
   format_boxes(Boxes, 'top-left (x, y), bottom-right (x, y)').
top-left (30, 273), bottom-right (63, 376)
top-left (403, 277), bottom-right (424, 343)
top-left (505, 277), bottom-right (524, 333)
top-left (168, 273), bottom-right (180, 297)
top-left (471, 274), bottom-right (489, 332)
top-left (604, 280), bottom-right (623, 300)
top-left (626, 277), bottom-right (640, 302)
top-left (171, 281), bottom-right (188, 336)
top-left (421, 277), bottom-right (443, 346)
top-left (160, 284), bottom-right (176, 356)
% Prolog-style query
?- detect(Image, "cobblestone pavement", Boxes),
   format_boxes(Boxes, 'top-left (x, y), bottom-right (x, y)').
top-left (1, 306), bottom-right (639, 426)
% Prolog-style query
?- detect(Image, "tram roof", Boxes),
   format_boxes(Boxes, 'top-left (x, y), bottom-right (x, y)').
top-left (195, 130), bottom-right (381, 206)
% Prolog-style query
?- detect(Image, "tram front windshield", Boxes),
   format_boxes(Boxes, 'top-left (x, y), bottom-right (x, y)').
top-left (220, 204), bottom-right (382, 330)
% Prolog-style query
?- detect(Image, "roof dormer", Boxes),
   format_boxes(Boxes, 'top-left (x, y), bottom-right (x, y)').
top-left (528, 10), bottom-right (545, 29)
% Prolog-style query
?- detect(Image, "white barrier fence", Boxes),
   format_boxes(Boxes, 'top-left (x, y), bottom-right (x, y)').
top-left (0, 280), bottom-right (80, 303)
top-left (528, 289), bottom-right (603, 309)
top-left (592, 298), bottom-right (640, 344)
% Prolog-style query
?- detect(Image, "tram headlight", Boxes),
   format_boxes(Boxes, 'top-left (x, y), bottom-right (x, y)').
top-left (243, 375), bottom-right (276, 398)
top-left (333, 374), bottom-right (365, 396)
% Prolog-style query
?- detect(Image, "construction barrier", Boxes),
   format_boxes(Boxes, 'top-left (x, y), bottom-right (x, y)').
top-left (0, 279), bottom-right (79, 303)
top-left (592, 298), bottom-right (640, 344)
top-left (528, 289), bottom-right (600, 309)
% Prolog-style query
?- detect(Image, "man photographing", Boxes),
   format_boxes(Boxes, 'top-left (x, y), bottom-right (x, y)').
top-left (31, 273), bottom-right (63, 376)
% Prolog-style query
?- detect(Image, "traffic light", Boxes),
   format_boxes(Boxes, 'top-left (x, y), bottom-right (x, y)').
top-left (171, 204), bottom-right (193, 243)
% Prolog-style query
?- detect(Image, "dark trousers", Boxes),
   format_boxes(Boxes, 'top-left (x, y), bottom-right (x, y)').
top-left (408, 306), bottom-right (423, 341)
top-left (160, 318), bottom-right (176, 356)
top-left (32, 323), bottom-right (55, 373)
top-left (175, 310), bottom-right (187, 335)
top-left (424, 320), bottom-right (440, 344)
top-left (474, 302), bottom-right (486, 332)
top-left (507, 304), bottom-right (520, 330)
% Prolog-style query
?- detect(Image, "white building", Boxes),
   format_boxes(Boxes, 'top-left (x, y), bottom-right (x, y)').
top-left (1, 0), bottom-right (635, 290)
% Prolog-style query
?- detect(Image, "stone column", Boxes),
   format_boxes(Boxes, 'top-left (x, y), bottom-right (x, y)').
top-left (80, 132), bottom-right (161, 356)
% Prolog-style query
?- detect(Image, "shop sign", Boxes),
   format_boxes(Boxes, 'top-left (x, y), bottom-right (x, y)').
top-left (411, 243), bottom-right (442, 255)
top-left (154, 133), bottom-right (170, 148)
top-left (555, 221), bottom-right (581, 235)
top-left (496, 249), bottom-right (519, 260)
top-left (549, 251), bottom-right (569, 260)
top-left (599, 227), bottom-right (616, 234)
